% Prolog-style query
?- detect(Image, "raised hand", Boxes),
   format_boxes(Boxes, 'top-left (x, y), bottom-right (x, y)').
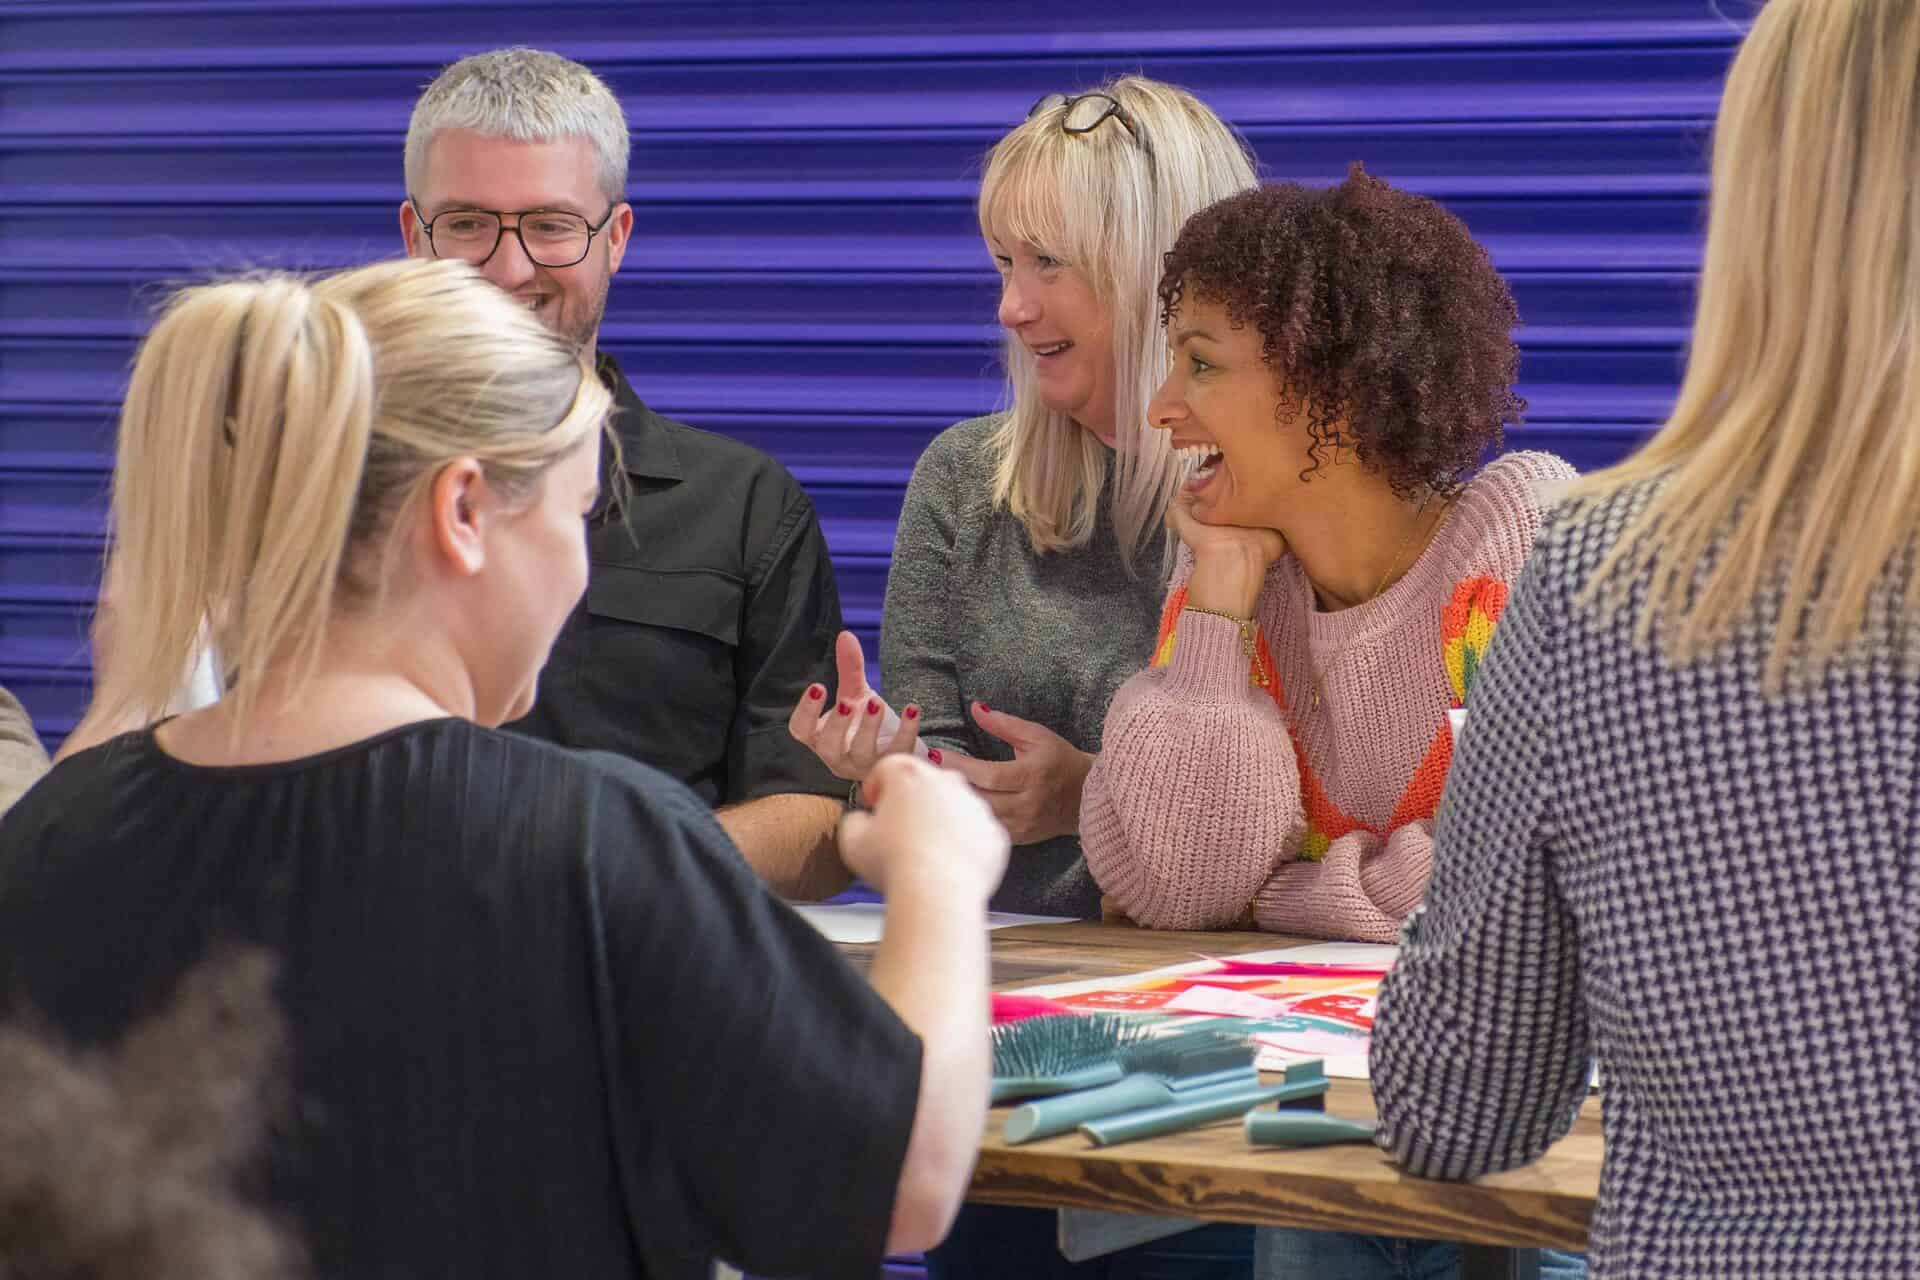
top-left (787, 630), bottom-right (924, 782)
top-left (838, 754), bottom-right (1008, 898)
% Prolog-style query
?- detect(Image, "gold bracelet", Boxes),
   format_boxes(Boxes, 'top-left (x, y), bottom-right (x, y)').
top-left (1180, 604), bottom-right (1258, 661)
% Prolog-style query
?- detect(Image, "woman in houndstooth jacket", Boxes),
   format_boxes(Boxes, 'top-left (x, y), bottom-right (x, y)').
top-left (1374, 3), bottom-right (1920, 1276)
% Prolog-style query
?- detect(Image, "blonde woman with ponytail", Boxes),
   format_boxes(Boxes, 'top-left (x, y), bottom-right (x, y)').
top-left (1371, 2), bottom-right (1920, 1274)
top-left (0, 257), bottom-right (1009, 1278)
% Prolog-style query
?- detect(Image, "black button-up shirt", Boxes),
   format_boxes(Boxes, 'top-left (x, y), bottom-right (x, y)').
top-left (508, 353), bottom-right (843, 807)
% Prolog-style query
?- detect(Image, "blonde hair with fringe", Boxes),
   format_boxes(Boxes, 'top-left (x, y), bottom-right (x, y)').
top-left (979, 76), bottom-right (1256, 575)
top-left (100, 258), bottom-right (611, 732)
top-left (1570, 0), bottom-right (1920, 691)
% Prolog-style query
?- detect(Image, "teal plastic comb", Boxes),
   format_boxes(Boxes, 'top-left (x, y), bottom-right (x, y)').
top-left (989, 1014), bottom-right (1157, 1103)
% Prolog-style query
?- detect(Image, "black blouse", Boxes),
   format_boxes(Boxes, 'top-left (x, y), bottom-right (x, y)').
top-left (0, 719), bottom-right (919, 1279)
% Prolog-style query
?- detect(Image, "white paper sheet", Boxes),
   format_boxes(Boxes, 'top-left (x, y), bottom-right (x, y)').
top-left (1245, 942), bottom-right (1400, 967)
top-left (794, 902), bottom-right (1075, 945)
top-left (1256, 1037), bottom-right (1373, 1080)
top-left (1011, 942), bottom-right (1399, 999)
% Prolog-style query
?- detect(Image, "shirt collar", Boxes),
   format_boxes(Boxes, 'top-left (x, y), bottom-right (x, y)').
top-left (595, 351), bottom-right (683, 482)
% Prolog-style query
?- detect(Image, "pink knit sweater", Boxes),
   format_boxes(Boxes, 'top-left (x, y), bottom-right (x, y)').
top-left (1080, 452), bottom-right (1575, 940)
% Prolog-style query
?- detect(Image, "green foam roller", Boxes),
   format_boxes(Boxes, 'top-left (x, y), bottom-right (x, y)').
top-left (1003, 1065), bottom-right (1259, 1144)
top-left (1244, 1110), bottom-right (1377, 1148)
top-left (1077, 1076), bottom-right (1331, 1147)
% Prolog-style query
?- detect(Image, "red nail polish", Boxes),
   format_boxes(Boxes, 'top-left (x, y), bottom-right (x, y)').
top-left (837, 702), bottom-right (852, 716)
top-left (807, 686), bottom-right (824, 701)
top-left (928, 749), bottom-right (943, 765)
top-left (978, 702), bottom-right (991, 713)
top-left (904, 706), bottom-right (920, 720)
top-left (866, 699), bottom-right (881, 716)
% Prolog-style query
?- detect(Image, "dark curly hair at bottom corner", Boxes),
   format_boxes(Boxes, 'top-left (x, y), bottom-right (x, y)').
top-left (0, 948), bottom-right (304, 1280)
top-left (1158, 162), bottom-right (1526, 498)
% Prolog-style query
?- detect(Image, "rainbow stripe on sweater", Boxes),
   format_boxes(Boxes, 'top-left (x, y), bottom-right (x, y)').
top-left (1442, 576), bottom-right (1508, 707)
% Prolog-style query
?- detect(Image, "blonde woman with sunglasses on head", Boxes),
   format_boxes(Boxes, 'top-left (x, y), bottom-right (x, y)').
top-left (788, 76), bottom-right (1263, 1279)
top-left (0, 258), bottom-right (1009, 1280)
top-left (1371, 1), bottom-right (1920, 1275)
top-left (790, 76), bottom-right (1258, 925)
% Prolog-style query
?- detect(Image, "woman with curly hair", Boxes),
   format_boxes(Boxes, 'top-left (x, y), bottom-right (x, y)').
top-left (1082, 165), bottom-right (1573, 943)
top-left (1082, 165), bottom-right (1585, 1280)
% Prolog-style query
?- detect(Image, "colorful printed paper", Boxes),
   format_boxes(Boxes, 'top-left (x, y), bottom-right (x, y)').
top-left (1015, 943), bottom-right (1395, 1079)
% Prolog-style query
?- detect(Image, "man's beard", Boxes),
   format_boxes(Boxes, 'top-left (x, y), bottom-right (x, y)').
top-left (558, 270), bottom-right (611, 351)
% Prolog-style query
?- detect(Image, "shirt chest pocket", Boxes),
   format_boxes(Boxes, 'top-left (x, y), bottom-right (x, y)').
top-left (585, 564), bottom-right (743, 649)
top-left (580, 565), bottom-right (745, 727)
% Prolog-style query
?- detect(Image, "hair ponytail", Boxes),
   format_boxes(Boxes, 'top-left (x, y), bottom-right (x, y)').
top-left (96, 257), bottom-right (606, 735)
top-left (100, 277), bottom-right (378, 732)
top-left (217, 286), bottom-right (378, 726)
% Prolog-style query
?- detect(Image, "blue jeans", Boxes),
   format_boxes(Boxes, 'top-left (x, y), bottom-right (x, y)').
top-left (1255, 1229), bottom-right (1587, 1279)
top-left (926, 1203), bottom-right (1254, 1280)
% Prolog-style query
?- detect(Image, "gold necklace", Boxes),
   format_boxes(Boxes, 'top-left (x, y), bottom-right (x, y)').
top-left (1306, 492), bottom-right (1442, 717)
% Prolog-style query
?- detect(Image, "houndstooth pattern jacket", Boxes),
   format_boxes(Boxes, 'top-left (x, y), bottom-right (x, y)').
top-left (1370, 477), bottom-right (1920, 1279)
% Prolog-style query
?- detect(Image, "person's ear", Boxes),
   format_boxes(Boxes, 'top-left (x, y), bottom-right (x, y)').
top-left (604, 201), bottom-right (635, 275)
top-left (400, 200), bottom-right (428, 259)
top-left (426, 458), bottom-right (490, 577)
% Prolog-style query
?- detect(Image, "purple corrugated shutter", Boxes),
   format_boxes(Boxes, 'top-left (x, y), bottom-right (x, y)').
top-left (0, 1), bottom-right (1738, 746)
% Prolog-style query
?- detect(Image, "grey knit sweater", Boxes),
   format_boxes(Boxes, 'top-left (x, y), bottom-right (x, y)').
top-left (880, 417), bottom-right (1165, 917)
top-left (1372, 476), bottom-right (1920, 1278)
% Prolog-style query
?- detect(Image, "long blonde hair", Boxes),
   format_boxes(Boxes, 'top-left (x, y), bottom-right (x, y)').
top-left (1571, 0), bottom-right (1920, 689)
top-left (101, 258), bottom-right (610, 730)
top-left (979, 76), bottom-right (1256, 575)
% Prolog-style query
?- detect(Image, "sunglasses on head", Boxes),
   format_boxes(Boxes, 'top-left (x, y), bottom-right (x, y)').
top-left (1027, 91), bottom-right (1154, 159)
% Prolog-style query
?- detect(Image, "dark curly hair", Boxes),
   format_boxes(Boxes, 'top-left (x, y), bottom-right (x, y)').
top-left (1158, 163), bottom-right (1525, 497)
top-left (0, 949), bottom-right (304, 1279)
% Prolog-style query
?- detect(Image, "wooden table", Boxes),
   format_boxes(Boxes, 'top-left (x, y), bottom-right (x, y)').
top-left (845, 922), bottom-right (1600, 1279)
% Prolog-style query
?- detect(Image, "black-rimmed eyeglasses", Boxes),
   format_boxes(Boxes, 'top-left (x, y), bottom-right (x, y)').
top-left (409, 199), bottom-right (619, 269)
top-left (1027, 92), bottom-right (1154, 159)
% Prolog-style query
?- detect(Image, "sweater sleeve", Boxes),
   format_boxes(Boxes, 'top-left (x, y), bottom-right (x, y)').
top-left (1368, 534), bottom-right (1590, 1180)
top-left (1253, 820), bottom-right (1433, 944)
top-left (1080, 570), bottom-right (1306, 930)
top-left (878, 430), bottom-right (972, 760)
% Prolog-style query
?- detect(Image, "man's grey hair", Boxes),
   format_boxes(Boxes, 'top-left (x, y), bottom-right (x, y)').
top-left (405, 47), bottom-right (629, 203)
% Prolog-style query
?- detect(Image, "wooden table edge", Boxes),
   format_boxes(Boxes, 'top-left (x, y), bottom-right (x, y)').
top-left (839, 919), bottom-right (1597, 1254)
top-left (969, 1136), bottom-right (1593, 1251)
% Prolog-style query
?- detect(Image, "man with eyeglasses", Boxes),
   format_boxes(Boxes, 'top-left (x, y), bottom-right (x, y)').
top-left (399, 48), bottom-right (850, 898)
